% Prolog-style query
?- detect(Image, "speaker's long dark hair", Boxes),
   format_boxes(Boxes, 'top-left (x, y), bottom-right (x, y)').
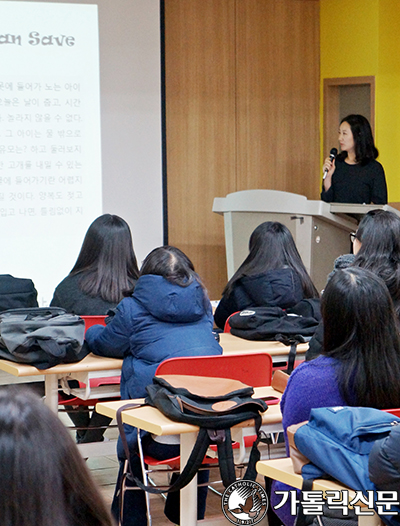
top-left (0, 388), bottom-right (114, 526)
top-left (223, 221), bottom-right (319, 298)
top-left (70, 214), bottom-right (139, 303)
top-left (353, 210), bottom-right (400, 316)
top-left (322, 267), bottom-right (400, 409)
top-left (337, 114), bottom-right (378, 165)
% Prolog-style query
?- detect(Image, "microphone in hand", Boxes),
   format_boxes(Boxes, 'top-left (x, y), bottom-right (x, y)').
top-left (323, 147), bottom-right (338, 179)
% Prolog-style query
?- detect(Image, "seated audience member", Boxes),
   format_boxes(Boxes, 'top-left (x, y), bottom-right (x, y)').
top-left (0, 387), bottom-right (114, 526)
top-left (51, 213), bottom-right (139, 315)
top-left (0, 274), bottom-right (38, 311)
top-left (369, 425), bottom-right (400, 491)
top-left (352, 209), bottom-right (400, 315)
top-left (307, 209), bottom-right (400, 361)
top-left (51, 213), bottom-right (139, 443)
top-left (272, 267), bottom-right (400, 526)
top-left (85, 245), bottom-right (222, 526)
top-left (214, 221), bottom-right (319, 330)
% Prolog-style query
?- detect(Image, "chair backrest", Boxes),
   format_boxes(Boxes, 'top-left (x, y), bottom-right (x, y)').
top-left (223, 311), bottom-right (239, 333)
top-left (155, 352), bottom-right (273, 387)
top-left (81, 315), bottom-right (107, 332)
top-left (383, 408), bottom-right (400, 418)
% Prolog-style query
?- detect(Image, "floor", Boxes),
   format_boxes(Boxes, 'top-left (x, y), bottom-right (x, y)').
top-left (84, 423), bottom-right (282, 525)
top-left (76, 421), bottom-right (228, 525)
top-left (87, 453), bottom-right (227, 525)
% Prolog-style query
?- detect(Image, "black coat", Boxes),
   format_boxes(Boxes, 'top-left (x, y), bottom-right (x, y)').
top-left (50, 273), bottom-right (123, 315)
top-left (214, 268), bottom-right (304, 330)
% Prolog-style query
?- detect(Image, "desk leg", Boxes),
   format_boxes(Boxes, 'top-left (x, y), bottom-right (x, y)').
top-left (181, 431), bottom-right (198, 526)
top-left (44, 375), bottom-right (59, 413)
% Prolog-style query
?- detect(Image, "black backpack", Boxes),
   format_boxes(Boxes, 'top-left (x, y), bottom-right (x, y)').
top-left (0, 307), bottom-right (87, 369)
top-left (117, 374), bottom-right (273, 493)
top-left (228, 299), bottom-right (321, 373)
top-left (228, 299), bottom-right (321, 341)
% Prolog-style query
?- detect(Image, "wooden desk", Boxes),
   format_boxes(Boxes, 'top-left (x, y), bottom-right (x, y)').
top-left (0, 354), bottom-right (123, 412)
top-left (97, 386), bottom-right (283, 526)
top-left (0, 337), bottom-right (304, 411)
top-left (256, 458), bottom-right (381, 526)
top-left (220, 333), bottom-right (308, 363)
top-left (0, 354), bottom-right (123, 457)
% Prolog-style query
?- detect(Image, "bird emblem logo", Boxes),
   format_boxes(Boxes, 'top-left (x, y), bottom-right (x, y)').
top-left (222, 480), bottom-right (268, 525)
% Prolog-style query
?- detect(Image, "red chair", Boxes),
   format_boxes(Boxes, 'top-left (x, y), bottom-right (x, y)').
top-left (223, 312), bottom-right (239, 333)
top-left (156, 351), bottom-right (272, 386)
top-left (156, 351), bottom-right (274, 447)
top-left (58, 315), bottom-right (121, 442)
top-left (156, 351), bottom-right (274, 451)
top-left (82, 315), bottom-right (108, 331)
top-left (383, 408), bottom-right (400, 418)
top-left (58, 315), bottom-right (120, 404)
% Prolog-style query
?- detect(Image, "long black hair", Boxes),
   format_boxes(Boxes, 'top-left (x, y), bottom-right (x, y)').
top-left (337, 114), bottom-right (378, 165)
top-left (322, 267), bottom-right (400, 409)
top-left (0, 388), bottom-right (114, 526)
top-left (353, 210), bottom-right (400, 316)
top-left (223, 221), bottom-right (319, 298)
top-left (70, 214), bottom-right (139, 303)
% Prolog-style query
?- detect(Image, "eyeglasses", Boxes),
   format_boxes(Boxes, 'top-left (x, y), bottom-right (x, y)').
top-left (349, 232), bottom-right (357, 243)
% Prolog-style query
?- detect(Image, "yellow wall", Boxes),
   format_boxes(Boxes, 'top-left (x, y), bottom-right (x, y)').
top-left (377, 1), bottom-right (400, 200)
top-left (320, 0), bottom-right (400, 201)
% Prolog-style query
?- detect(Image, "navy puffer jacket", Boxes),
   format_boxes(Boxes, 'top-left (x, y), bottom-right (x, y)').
top-left (85, 274), bottom-right (222, 401)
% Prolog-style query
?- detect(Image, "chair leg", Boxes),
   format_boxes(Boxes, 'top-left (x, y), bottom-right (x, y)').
top-left (137, 429), bottom-right (152, 526)
top-left (119, 459), bottom-right (155, 526)
top-left (147, 476), bottom-right (167, 500)
top-left (208, 484), bottom-right (223, 497)
top-left (119, 461), bottom-right (129, 526)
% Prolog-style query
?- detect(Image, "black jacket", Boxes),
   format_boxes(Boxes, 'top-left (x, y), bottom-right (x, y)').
top-left (214, 268), bottom-right (304, 330)
top-left (0, 274), bottom-right (38, 312)
top-left (369, 425), bottom-right (400, 491)
top-left (50, 273), bottom-right (128, 315)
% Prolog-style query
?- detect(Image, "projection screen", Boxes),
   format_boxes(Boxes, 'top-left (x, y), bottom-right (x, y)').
top-left (0, 0), bottom-right (164, 305)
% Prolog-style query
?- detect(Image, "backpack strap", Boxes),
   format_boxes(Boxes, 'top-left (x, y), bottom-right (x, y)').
top-left (286, 341), bottom-right (297, 375)
top-left (212, 428), bottom-right (236, 487)
top-left (117, 403), bottom-right (212, 494)
top-left (243, 414), bottom-right (262, 480)
top-left (295, 478), bottom-right (314, 526)
top-left (117, 405), bottom-right (264, 494)
top-left (274, 334), bottom-right (298, 374)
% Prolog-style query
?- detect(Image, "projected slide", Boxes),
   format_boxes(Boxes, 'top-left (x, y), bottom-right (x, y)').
top-left (0, 2), bottom-right (101, 304)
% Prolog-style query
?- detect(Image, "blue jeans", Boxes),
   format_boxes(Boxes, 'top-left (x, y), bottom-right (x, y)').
top-left (112, 431), bottom-right (209, 526)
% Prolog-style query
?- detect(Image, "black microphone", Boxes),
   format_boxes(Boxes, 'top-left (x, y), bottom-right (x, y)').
top-left (323, 148), bottom-right (338, 179)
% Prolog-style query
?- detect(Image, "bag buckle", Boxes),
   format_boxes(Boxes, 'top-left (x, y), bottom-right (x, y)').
top-left (207, 429), bottom-right (226, 444)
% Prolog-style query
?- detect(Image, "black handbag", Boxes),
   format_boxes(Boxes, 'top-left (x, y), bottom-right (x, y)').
top-left (0, 307), bottom-right (87, 369)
